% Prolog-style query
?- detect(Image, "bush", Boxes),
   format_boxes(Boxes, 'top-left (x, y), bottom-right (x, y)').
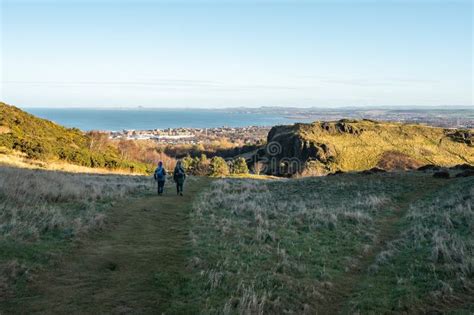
top-left (231, 157), bottom-right (249, 174)
top-left (210, 156), bottom-right (230, 177)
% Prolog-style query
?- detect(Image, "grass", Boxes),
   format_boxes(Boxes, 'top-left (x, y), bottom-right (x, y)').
top-left (0, 148), bottom-right (147, 175)
top-left (0, 166), bottom-right (152, 302)
top-left (2, 165), bottom-right (472, 314)
top-left (1, 168), bottom-right (207, 314)
top-left (348, 175), bottom-right (474, 313)
top-left (187, 171), bottom-right (456, 313)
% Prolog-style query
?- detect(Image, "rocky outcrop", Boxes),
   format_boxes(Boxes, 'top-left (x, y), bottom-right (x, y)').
top-left (447, 130), bottom-right (473, 146)
top-left (321, 120), bottom-right (365, 135)
top-left (259, 123), bottom-right (337, 176)
top-left (254, 119), bottom-right (474, 177)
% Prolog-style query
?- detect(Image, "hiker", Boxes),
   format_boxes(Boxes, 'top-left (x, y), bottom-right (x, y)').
top-left (154, 161), bottom-right (167, 195)
top-left (173, 160), bottom-right (186, 196)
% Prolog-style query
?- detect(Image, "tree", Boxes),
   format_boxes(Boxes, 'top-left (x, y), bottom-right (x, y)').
top-left (232, 157), bottom-right (249, 174)
top-left (87, 131), bottom-right (110, 152)
top-left (194, 154), bottom-right (210, 175)
top-left (210, 156), bottom-right (230, 177)
top-left (253, 161), bottom-right (265, 175)
top-left (181, 155), bottom-right (194, 173)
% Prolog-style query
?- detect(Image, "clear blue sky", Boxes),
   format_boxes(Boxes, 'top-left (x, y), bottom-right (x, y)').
top-left (0, 0), bottom-right (472, 108)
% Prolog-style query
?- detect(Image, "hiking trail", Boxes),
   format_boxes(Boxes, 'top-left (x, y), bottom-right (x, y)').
top-left (317, 177), bottom-right (447, 314)
top-left (7, 178), bottom-right (209, 314)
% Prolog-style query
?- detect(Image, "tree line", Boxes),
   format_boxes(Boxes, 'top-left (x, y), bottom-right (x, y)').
top-left (180, 154), bottom-right (250, 177)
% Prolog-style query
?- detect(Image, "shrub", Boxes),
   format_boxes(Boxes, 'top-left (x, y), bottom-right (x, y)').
top-left (210, 156), bottom-right (230, 177)
top-left (231, 157), bottom-right (249, 174)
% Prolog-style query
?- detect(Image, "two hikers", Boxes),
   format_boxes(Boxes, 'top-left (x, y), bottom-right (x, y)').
top-left (153, 160), bottom-right (186, 196)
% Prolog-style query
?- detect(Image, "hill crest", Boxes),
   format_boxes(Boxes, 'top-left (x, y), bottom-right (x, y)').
top-left (0, 102), bottom-right (150, 173)
top-left (257, 119), bottom-right (473, 175)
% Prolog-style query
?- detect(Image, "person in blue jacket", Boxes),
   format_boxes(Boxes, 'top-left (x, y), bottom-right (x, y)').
top-left (154, 161), bottom-right (167, 195)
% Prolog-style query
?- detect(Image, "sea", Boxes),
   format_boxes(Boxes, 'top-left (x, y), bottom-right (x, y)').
top-left (25, 108), bottom-right (309, 131)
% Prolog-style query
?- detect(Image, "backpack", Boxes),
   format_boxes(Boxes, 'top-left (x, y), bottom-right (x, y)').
top-left (176, 167), bottom-right (185, 179)
top-left (155, 167), bottom-right (165, 181)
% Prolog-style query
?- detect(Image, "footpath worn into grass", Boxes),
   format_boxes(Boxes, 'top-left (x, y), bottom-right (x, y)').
top-left (318, 176), bottom-right (447, 314)
top-left (3, 178), bottom-right (209, 314)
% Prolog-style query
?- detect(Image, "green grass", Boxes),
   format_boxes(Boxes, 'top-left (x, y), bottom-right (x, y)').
top-left (187, 172), bottom-right (462, 313)
top-left (347, 175), bottom-right (474, 313)
top-left (2, 167), bottom-right (472, 314)
top-left (0, 166), bottom-right (152, 303)
top-left (1, 173), bottom-right (208, 314)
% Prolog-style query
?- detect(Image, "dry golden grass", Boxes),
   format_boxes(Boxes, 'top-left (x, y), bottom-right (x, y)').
top-left (298, 121), bottom-right (473, 171)
top-left (0, 148), bottom-right (143, 175)
top-left (0, 166), bottom-right (151, 241)
top-left (0, 165), bottom-right (153, 302)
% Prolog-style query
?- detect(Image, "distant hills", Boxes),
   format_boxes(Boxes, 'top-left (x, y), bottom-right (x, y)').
top-left (0, 102), bottom-right (150, 173)
top-left (256, 119), bottom-right (473, 175)
top-left (2, 102), bottom-right (473, 176)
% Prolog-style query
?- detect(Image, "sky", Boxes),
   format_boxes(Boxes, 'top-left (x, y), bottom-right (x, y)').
top-left (0, 0), bottom-right (472, 108)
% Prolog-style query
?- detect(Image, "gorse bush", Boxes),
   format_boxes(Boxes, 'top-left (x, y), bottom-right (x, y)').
top-left (210, 156), bottom-right (230, 177)
top-left (183, 153), bottom-right (249, 177)
top-left (230, 157), bottom-right (249, 175)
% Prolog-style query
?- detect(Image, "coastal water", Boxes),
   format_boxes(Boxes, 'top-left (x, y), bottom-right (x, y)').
top-left (25, 108), bottom-right (309, 131)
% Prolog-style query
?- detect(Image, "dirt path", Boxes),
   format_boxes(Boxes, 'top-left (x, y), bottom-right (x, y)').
top-left (7, 178), bottom-right (209, 314)
top-left (317, 177), bottom-right (447, 314)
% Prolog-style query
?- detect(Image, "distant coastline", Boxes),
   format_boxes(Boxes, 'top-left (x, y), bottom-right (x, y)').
top-left (25, 108), bottom-right (305, 131)
top-left (23, 107), bottom-right (474, 131)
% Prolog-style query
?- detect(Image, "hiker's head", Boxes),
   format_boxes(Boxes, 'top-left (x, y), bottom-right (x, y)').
top-left (176, 160), bottom-right (182, 167)
top-left (158, 161), bottom-right (163, 167)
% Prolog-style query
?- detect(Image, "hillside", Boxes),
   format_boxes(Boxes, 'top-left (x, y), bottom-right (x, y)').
top-left (3, 168), bottom-right (472, 313)
top-left (0, 102), bottom-right (150, 173)
top-left (256, 119), bottom-right (473, 175)
top-left (187, 173), bottom-right (473, 313)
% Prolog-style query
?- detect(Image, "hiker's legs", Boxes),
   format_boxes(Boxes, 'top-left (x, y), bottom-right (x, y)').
top-left (176, 183), bottom-right (180, 195)
top-left (178, 183), bottom-right (184, 195)
top-left (158, 181), bottom-right (165, 194)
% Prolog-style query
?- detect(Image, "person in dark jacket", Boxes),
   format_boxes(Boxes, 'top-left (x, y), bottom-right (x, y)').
top-left (154, 161), bottom-right (167, 195)
top-left (173, 160), bottom-right (186, 196)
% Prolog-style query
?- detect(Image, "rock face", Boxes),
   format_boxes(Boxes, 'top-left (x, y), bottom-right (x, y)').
top-left (258, 123), bottom-right (337, 176)
top-left (447, 130), bottom-right (473, 146)
top-left (255, 119), bottom-right (474, 176)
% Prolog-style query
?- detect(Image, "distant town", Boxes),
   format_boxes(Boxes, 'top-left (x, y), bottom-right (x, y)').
top-left (107, 107), bottom-right (473, 145)
top-left (109, 126), bottom-right (269, 145)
